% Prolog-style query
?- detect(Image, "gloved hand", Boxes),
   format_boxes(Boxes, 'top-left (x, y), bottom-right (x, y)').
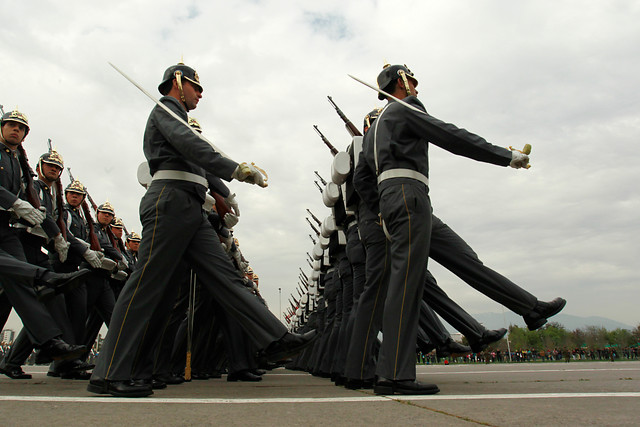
top-left (11, 199), bottom-right (46, 225)
top-left (231, 163), bottom-right (267, 187)
top-left (54, 234), bottom-right (70, 263)
top-left (83, 248), bottom-right (104, 269)
top-left (225, 193), bottom-right (240, 216)
top-left (118, 258), bottom-right (129, 271)
top-left (224, 212), bottom-right (239, 228)
top-left (111, 270), bottom-right (128, 281)
top-left (510, 151), bottom-right (530, 169)
top-left (101, 257), bottom-right (117, 272)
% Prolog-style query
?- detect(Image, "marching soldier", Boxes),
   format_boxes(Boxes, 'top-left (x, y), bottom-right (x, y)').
top-left (0, 109), bottom-right (87, 379)
top-left (353, 63), bottom-right (563, 395)
top-left (2, 150), bottom-right (97, 379)
top-left (88, 62), bottom-right (315, 397)
top-left (123, 231), bottom-right (141, 272)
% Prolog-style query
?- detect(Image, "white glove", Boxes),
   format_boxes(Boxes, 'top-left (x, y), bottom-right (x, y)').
top-left (11, 199), bottom-right (46, 225)
top-left (510, 151), bottom-right (530, 169)
top-left (54, 234), bottom-right (70, 263)
top-left (118, 259), bottom-right (129, 271)
top-left (224, 212), bottom-right (239, 228)
top-left (231, 163), bottom-right (266, 187)
top-left (101, 257), bottom-right (117, 271)
top-left (111, 270), bottom-right (128, 281)
top-left (83, 248), bottom-right (104, 269)
top-left (224, 193), bottom-right (240, 216)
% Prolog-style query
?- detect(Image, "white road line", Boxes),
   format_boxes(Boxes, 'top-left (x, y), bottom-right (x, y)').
top-left (419, 368), bottom-right (640, 375)
top-left (1, 392), bottom-right (639, 404)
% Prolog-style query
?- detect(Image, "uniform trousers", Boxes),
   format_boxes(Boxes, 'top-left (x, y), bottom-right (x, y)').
top-left (0, 222), bottom-right (61, 346)
top-left (91, 182), bottom-right (286, 382)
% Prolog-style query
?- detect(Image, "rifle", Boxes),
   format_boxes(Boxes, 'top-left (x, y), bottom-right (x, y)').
top-left (47, 139), bottom-right (67, 240)
top-left (307, 259), bottom-right (314, 269)
top-left (327, 96), bottom-right (362, 137)
top-left (70, 168), bottom-right (122, 254)
top-left (306, 218), bottom-right (320, 235)
top-left (299, 268), bottom-right (308, 282)
top-left (306, 252), bottom-right (314, 263)
top-left (16, 147), bottom-right (40, 209)
top-left (306, 209), bottom-right (322, 226)
top-left (314, 181), bottom-right (323, 193)
top-left (67, 168), bottom-right (102, 251)
top-left (314, 171), bottom-right (327, 186)
top-left (313, 125), bottom-right (338, 156)
top-left (309, 234), bottom-right (316, 245)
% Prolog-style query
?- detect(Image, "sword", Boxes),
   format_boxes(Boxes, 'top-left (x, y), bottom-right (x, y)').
top-left (109, 62), bottom-right (269, 185)
top-left (348, 74), bottom-right (428, 116)
top-left (108, 62), bottom-right (230, 158)
top-left (185, 270), bottom-right (197, 381)
top-left (349, 73), bottom-right (533, 167)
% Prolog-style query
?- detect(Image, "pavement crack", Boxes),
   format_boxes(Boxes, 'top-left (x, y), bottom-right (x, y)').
top-left (388, 398), bottom-right (496, 426)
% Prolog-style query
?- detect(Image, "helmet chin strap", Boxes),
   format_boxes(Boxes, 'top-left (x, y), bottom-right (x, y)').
top-left (174, 70), bottom-right (186, 103)
top-left (398, 70), bottom-right (412, 97)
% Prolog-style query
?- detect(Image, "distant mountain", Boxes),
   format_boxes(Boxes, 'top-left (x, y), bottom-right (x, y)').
top-left (445, 312), bottom-right (635, 332)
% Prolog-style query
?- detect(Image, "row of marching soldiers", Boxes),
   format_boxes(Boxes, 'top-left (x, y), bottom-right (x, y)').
top-left (284, 70), bottom-right (565, 395)
top-left (0, 107), bottom-right (268, 384)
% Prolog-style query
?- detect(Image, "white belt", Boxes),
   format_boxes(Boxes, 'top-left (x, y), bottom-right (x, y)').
top-left (347, 220), bottom-right (358, 229)
top-left (152, 170), bottom-right (208, 188)
top-left (377, 168), bottom-right (429, 187)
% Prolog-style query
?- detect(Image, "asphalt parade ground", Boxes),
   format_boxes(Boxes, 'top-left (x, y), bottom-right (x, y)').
top-left (1, 361), bottom-right (639, 426)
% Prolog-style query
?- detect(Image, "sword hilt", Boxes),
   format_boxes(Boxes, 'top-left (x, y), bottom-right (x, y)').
top-left (509, 144), bottom-right (532, 169)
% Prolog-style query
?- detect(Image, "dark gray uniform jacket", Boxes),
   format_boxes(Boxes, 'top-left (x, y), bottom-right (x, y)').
top-left (144, 96), bottom-right (238, 203)
top-left (366, 96), bottom-right (512, 188)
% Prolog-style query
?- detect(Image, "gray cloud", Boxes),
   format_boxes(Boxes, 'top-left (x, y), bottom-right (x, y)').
top-left (2, 0), bottom-right (638, 332)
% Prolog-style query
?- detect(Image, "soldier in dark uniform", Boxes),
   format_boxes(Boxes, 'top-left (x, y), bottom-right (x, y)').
top-left (2, 150), bottom-right (96, 379)
top-left (56, 180), bottom-right (104, 351)
top-left (123, 231), bottom-right (140, 272)
top-left (0, 110), bottom-right (87, 379)
top-left (88, 63), bottom-right (315, 397)
top-left (354, 64), bottom-right (555, 395)
top-left (84, 201), bottom-right (120, 324)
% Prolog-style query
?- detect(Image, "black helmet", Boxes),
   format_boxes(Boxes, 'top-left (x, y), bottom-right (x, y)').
top-left (126, 231), bottom-right (141, 242)
top-left (376, 64), bottom-right (418, 100)
top-left (97, 201), bottom-right (115, 216)
top-left (158, 63), bottom-right (203, 95)
top-left (39, 150), bottom-right (64, 169)
top-left (1, 109), bottom-right (30, 137)
top-left (65, 179), bottom-right (86, 196)
top-left (363, 107), bottom-right (383, 134)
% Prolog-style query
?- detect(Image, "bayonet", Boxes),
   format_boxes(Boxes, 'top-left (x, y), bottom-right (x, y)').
top-left (306, 218), bottom-right (320, 235)
top-left (313, 125), bottom-right (339, 156)
top-left (328, 96), bottom-right (362, 137)
top-left (306, 209), bottom-right (322, 226)
top-left (314, 171), bottom-right (327, 186)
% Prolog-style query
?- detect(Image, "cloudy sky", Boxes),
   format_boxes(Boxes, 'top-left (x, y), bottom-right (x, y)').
top-left (2, 1), bottom-right (639, 332)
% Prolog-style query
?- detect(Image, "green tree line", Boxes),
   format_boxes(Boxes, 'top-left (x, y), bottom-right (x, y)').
top-left (477, 322), bottom-right (640, 352)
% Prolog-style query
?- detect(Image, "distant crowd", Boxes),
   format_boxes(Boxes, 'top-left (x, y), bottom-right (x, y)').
top-left (418, 346), bottom-right (640, 364)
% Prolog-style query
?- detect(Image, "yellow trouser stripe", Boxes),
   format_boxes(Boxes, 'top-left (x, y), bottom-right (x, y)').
top-left (359, 232), bottom-right (389, 379)
top-left (394, 184), bottom-right (411, 378)
top-left (105, 185), bottom-right (167, 379)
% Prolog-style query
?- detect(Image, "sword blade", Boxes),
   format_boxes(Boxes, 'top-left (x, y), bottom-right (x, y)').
top-left (348, 74), bottom-right (428, 116)
top-left (108, 62), bottom-right (231, 160)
